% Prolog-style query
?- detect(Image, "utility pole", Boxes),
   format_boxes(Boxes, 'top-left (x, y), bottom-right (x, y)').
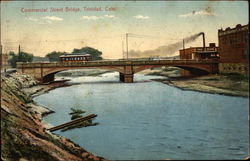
top-left (122, 41), bottom-right (125, 59)
top-left (126, 33), bottom-right (128, 59)
top-left (0, 2), bottom-right (1, 54)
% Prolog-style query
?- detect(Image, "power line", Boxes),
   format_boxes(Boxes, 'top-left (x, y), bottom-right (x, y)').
top-left (2, 38), bottom-right (87, 43)
top-left (127, 33), bottom-right (183, 41)
top-left (2, 34), bottom-right (182, 44)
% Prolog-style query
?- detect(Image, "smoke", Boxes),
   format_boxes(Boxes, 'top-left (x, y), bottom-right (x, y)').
top-left (129, 32), bottom-right (204, 58)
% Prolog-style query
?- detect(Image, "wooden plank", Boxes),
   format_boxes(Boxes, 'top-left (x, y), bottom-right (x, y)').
top-left (48, 114), bottom-right (97, 132)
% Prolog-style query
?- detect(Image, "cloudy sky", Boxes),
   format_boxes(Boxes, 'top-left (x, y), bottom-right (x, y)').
top-left (1, 1), bottom-right (249, 58)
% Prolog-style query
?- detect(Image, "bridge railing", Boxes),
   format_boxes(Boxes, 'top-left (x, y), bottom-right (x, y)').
top-left (16, 59), bottom-right (219, 68)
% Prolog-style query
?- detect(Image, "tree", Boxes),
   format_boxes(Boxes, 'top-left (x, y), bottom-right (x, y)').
top-left (18, 52), bottom-right (33, 62)
top-left (8, 51), bottom-right (34, 68)
top-left (72, 46), bottom-right (103, 60)
top-left (32, 56), bottom-right (49, 62)
top-left (8, 51), bottom-right (18, 68)
top-left (45, 51), bottom-right (67, 62)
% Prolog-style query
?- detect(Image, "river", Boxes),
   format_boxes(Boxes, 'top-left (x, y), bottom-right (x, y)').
top-left (34, 72), bottom-right (249, 160)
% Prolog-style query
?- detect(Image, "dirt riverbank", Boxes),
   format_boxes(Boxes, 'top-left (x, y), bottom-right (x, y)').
top-left (143, 67), bottom-right (249, 97)
top-left (1, 72), bottom-right (106, 161)
top-left (156, 74), bottom-right (249, 98)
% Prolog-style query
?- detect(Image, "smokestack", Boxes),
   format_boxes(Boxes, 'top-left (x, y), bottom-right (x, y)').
top-left (201, 32), bottom-right (205, 49)
top-left (183, 39), bottom-right (185, 56)
top-left (18, 45), bottom-right (21, 55)
top-left (183, 39), bottom-right (185, 50)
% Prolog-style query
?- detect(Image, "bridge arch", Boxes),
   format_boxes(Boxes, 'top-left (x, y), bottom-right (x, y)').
top-left (41, 66), bottom-right (125, 82)
top-left (173, 65), bottom-right (210, 75)
top-left (133, 64), bottom-right (210, 75)
top-left (42, 64), bottom-right (211, 82)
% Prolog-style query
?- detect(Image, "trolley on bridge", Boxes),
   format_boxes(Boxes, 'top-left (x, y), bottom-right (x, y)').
top-left (59, 53), bottom-right (92, 62)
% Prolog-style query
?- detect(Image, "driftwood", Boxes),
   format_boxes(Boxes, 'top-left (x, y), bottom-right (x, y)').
top-left (48, 114), bottom-right (97, 132)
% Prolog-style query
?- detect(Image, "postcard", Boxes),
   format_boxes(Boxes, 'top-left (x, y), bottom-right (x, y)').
top-left (1, 1), bottom-right (249, 160)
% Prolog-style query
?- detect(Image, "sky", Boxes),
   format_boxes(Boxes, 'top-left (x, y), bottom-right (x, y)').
top-left (1, 1), bottom-right (249, 59)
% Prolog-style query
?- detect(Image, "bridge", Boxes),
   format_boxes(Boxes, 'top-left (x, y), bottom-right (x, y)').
top-left (16, 59), bottom-right (219, 83)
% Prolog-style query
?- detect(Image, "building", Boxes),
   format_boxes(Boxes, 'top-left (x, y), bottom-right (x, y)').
top-left (179, 43), bottom-right (219, 60)
top-left (218, 24), bottom-right (249, 75)
top-left (1, 53), bottom-right (9, 72)
top-left (59, 53), bottom-right (92, 62)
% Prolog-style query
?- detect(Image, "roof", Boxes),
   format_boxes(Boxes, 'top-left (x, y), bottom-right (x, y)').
top-left (196, 51), bottom-right (219, 54)
top-left (60, 53), bottom-right (91, 57)
top-left (179, 46), bottom-right (218, 51)
top-left (218, 24), bottom-right (249, 36)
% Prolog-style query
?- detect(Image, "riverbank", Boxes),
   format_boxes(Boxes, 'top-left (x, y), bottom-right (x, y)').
top-left (162, 74), bottom-right (249, 97)
top-left (144, 67), bottom-right (249, 97)
top-left (1, 72), bottom-right (106, 161)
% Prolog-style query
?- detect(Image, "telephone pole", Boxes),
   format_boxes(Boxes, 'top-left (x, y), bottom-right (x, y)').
top-left (122, 41), bottom-right (125, 59)
top-left (126, 33), bottom-right (128, 59)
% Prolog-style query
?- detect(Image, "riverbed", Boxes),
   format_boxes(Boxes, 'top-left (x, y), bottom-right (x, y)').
top-left (34, 72), bottom-right (249, 160)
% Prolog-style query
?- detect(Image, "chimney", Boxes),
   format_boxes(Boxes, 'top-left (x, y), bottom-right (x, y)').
top-left (183, 39), bottom-right (185, 50)
top-left (201, 32), bottom-right (205, 49)
top-left (183, 39), bottom-right (185, 57)
top-left (18, 45), bottom-right (21, 55)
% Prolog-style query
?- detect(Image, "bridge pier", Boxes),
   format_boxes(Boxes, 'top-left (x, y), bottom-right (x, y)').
top-left (119, 73), bottom-right (133, 83)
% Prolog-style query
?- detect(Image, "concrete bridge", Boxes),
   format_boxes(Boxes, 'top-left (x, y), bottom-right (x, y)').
top-left (16, 59), bottom-right (219, 83)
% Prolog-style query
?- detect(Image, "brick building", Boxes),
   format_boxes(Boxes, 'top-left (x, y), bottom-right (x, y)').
top-left (179, 43), bottom-right (219, 60)
top-left (218, 24), bottom-right (249, 75)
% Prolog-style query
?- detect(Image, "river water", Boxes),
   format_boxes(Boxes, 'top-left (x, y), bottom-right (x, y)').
top-left (34, 72), bottom-right (249, 160)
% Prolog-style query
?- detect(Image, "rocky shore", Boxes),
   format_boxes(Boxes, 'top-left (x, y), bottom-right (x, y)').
top-left (1, 72), bottom-right (106, 161)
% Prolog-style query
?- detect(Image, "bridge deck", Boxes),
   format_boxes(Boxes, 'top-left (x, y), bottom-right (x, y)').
top-left (17, 59), bottom-right (219, 68)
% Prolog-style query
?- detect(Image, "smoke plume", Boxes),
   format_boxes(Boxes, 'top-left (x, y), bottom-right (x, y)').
top-left (129, 32), bottom-right (204, 58)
